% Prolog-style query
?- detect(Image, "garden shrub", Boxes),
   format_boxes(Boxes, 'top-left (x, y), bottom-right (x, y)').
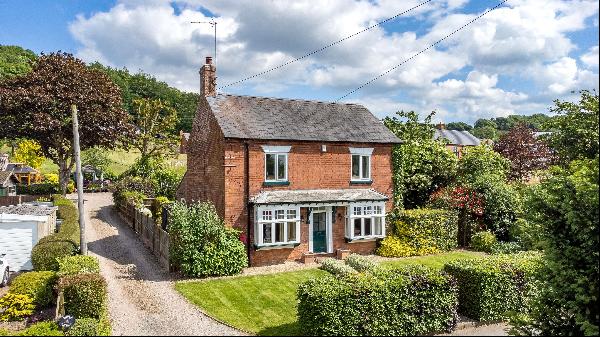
top-left (0, 293), bottom-right (35, 321)
top-left (376, 208), bottom-right (457, 257)
top-left (8, 271), bottom-right (58, 308)
top-left (471, 178), bottom-right (522, 241)
top-left (298, 265), bottom-right (458, 336)
top-left (32, 241), bottom-right (78, 272)
top-left (57, 256), bottom-right (100, 276)
top-left (490, 241), bottom-right (523, 255)
top-left (65, 317), bottom-right (111, 336)
top-left (470, 231), bottom-right (497, 253)
top-left (344, 254), bottom-right (377, 273)
top-left (320, 258), bottom-right (357, 278)
top-left (168, 201), bottom-right (247, 277)
top-left (57, 273), bottom-right (107, 319)
top-left (17, 321), bottom-right (63, 336)
top-left (444, 252), bottom-right (542, 321)
top-left (152, 196), bottom-right (170, 222)
top-left (111, 176), bottom-right (153, 206)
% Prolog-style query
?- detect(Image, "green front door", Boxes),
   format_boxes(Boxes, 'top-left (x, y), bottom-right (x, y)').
top-left (312, 212), bottom-right (327, 253)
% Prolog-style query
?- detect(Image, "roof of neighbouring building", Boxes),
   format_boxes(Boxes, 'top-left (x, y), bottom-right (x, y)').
top-left (0, 204), bottom-right (58, 216)
top-left (533, 131), bottom-right (552, 138)
top-left (434, 129), bottom-right (481, 146)
top-left (5, 163), bottom-right (39, 175)
top-left (206, 94), bottom-right (402, 144)
top-left (0, 171), bottom-right (18, 187)
top-left (250, 188), bottom-right (389, 205)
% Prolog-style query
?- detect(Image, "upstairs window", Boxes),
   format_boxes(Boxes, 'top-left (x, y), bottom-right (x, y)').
top-left (262, 146), bottom-right (291, 183)
top-left (350, 148), bottom-right (373, 181)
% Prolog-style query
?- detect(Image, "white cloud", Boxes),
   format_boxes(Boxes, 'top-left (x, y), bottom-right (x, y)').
top-left (68, 0), bottom-right (599, 123)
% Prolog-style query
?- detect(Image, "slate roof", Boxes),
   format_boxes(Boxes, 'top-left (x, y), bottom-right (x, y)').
top-left (0, 171), bottom-right (18, 187)
top-left (6, 163), bottom-right (39, 174)
top-left (434, 129), bottom-right (481, 146)
top-left (0, 204), bottom-right (58, 216)
top-left (250, 188), bottom-right (389, 205)
top-left (206, 94), bottom-right (401, 144)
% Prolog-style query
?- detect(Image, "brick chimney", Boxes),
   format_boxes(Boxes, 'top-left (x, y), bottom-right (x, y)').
top-left (436, 122), bottom-right (446, 130)
top-left (200, 56), bottom-right (216, 97)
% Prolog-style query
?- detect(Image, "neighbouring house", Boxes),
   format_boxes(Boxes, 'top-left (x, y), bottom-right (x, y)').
top-left (0, 170), bottom-right (18, 196)
top-left (5, 162), bottom-right (42, 185)
top-left (434, 123), bottom-right (481, 158)
top-left (0, 204), bottom-right (57, 271)
top-left (177, 56), bottom-right (401, 266)
top-left (180, 131), bottom-right (190, 154)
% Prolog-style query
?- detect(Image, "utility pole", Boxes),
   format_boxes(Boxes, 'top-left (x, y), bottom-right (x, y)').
top-left (71, 104), bottom-right (87, 255)
top-left (191, 19), bottom-right (217, 67)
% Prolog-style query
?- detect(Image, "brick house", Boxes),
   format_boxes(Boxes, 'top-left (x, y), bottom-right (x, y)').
top-left (434, 124), bottom-right (481, 158)
top-left (177, 57), bottom-right (401, 266)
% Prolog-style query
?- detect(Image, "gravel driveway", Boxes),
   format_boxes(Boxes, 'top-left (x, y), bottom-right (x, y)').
top-left (83, 193), bottom-right (243, 336)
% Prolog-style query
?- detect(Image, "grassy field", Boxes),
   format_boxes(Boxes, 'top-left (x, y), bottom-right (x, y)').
top-left (175, 250), bottom-right (483, 336)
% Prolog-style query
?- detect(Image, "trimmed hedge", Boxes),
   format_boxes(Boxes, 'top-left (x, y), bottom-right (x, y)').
top-left (320, 258), bottom-right (357, 278)
top-left (57, 256), bottom-right (100, 276)
top-left (15, 321), bottom-right (63, 336)
top-left (65, 317), bottom-right (111, 336)
top-left (0, 293), bottom-right (35, 322)
top-left (8, 271), bottom-right (58, 308)
top-left (377, 208), bottom-right (458, 257)
top-left (32, 196), bottom-right (80, 271)
top-left (344, 254), bottom-right (377, 273)
top-left (298, 265), bottom-right (458, 336)
top-left (57, 273), bottom-right (107, 319)
top-left (444, 252), bottom-right (542, 321)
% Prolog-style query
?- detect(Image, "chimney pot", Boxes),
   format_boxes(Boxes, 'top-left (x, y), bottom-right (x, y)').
top-left (205, 56), bottom-right (213, 65)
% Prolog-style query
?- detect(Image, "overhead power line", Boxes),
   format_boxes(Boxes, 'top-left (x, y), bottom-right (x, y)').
top-left (219, 0), bottom-right (434, 89)
top-left (336, 0), bottom-right (508, 101)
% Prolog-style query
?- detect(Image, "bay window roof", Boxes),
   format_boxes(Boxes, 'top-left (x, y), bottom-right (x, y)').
top-left (250, 188), bottom-right (389, 205)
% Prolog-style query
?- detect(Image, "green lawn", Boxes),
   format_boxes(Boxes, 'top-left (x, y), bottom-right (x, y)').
top-left (175, 250), bottom-right (483, 336)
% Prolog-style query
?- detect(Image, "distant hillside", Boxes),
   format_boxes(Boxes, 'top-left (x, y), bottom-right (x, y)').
top-left (0, 45), bottom-right (198, 132)
top-left (446, 114), bottom-right (555, 140)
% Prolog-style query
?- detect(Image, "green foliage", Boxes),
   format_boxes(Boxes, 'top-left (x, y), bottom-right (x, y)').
top-left (472, 179), bottom-right (522, 241)
top-left (471, 126), bottom-right (498, 141)
top-left (0, 293), bottom-right (35, 321)
top-left (151, 167), bottom-right (183, 200)
top-left (377, 209), bottom-right (458, 258)
top-left (8, 271), bottom-right (57, 308)
top-left (168, 201), bottom-right (248, 277)
top-left (17, 321), bottom-right (63, 336)
top-left (130, 98), bottom-right (179, 159)
top-left (65, 317), bottom-right (111, 336)
top-left (57, 273), bottom-right (108, 319)
top-left (444, 252), bottom-right (543, 321)
top-left (111, 176), bottom-right (154, 206)
top-left (384, 111), bottom-right (458, 208)
top-left (0, 45), bottom-right (37, 80)
top-left (471, 114), bottom-right (554, 141)
top-left (113, 156), bottom-right (182, 202)
top-left (81, 147), bottom-right (113, 174)
top-left (57, 256), bottom-right (100, 277)
top-left (458, 145), bottom-right (510, 184)
top-left (152, 196), bottom-right (171, 222)
top-left (297, 265), bottom-right (458, 336)
top-left (470, 231), bottom-right (497, 253)
top-left (509, 218), bottom-right (544, 251)
top-left (446, 122), bottom-right (472, 131)
top-left (545, 90), bottom-right (599, 163)
top-left (490, 241), bottom-right (522, 255)
top-left (319, 258), bottom-right (357, 278)
top-left (13, 139), bottom-right (45, 169)
top-left (511, 158), bottom-right (599, 336)
top-left (344, 254), bottom-right (377, 273)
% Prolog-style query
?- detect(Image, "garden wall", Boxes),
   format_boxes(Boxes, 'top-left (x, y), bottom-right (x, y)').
top-left (116, 201), bottom-right (170, 270)
top-left (0, 194), bottom-right (46, 207)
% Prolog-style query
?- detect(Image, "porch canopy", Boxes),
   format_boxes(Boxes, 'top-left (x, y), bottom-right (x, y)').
top-left (250, 188), bottom-right (388, 206)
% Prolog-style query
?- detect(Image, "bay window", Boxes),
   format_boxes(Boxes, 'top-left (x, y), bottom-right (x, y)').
top-left (346, 203), bottom-right (385, 240)
top-left (256, 206), bottom-right (301, 246)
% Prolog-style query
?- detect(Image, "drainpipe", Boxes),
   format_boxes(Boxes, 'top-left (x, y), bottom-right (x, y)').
top-left (244, 141), bottom-right (251, 266)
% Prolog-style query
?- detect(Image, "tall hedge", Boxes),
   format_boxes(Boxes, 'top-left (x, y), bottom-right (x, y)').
top-left (8, 271), bottom-right (57, 308)
top-left (444, 252), bottom-right (542, 321)
top-left (57, 273), bottom-right (107, 319)
top-left (297, 265), bottom-right (458, 336)
top-left (377, 208), bottom-right (458, 257)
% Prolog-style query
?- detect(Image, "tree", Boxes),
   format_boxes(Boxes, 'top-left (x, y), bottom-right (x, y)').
top-left (0, 52), bottom-right (133, 195)
top-left (511, 159), bottom-right (599, 335)
top-left (384, 111), bottom-right (458, 209)
top-left (446, 122), bottom-right (472, 131)
top-left (13, 139), bottom-right (45, 169)
top-left (494, 123), bottom-right (554, 181)
top-left (474, 118), bottom-right (497, 129)
top-left (545, 90), bottom-right (599, 164)
top-left (471, 126), bottom-right (499, 140)
top-left (130, 98), bottom-right (179, 159)
top-left (0, 45), bottom-right (37, 80)
top-left (81, 147), bottom-right (113, 174)
top-left (457, 145), bottom-right (511, 185)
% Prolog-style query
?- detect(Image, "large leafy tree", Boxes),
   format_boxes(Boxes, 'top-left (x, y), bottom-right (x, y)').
top-left (384, 111), bottom-right (458, 209)
top-left (130, 98), bottom-right (179, 159)
top-left (446, 122), bottom-right (472, 131)
top-left (545, 90), bottom-right (599, 164)
top-left (0, 52), bottom-right (133, 194)
top-left (0, 45), bottom-right (37, 80)
top-left (13, 139), bottom-right (45, 170)
top-left (494, 123), bottom-right (554, 181)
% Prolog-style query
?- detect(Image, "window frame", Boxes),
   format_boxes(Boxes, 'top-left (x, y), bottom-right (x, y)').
top-left (349, 148), bottom-right (373, 182)
top-left (345, 202), bottom-right (386, 240)
top-left (255, 206), bottom-right (301, 247)
top-left (262, 145), bottom-right (291, 183)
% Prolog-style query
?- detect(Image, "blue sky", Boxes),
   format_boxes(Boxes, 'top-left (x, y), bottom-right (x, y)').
top-left (1, 0), bottom-right (598, 123)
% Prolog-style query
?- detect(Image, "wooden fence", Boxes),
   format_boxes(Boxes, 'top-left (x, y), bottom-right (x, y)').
top-left (0, 195), bottom-right (46, 207)
top-left (116, 201), bottom-right (170, 271)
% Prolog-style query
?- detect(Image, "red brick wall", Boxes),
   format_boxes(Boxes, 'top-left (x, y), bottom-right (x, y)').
top-left (176, 97), bottom-right (226, 218)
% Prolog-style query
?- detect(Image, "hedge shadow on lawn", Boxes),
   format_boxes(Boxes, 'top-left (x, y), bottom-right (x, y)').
top-left (257, 322), bottom-right (301, 336)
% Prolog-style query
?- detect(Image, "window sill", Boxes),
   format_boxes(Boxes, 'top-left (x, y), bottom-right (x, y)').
top-left (345, 237), bottom-right (383, 243)
top-left (350, 180), bottom-right (372, 185)
top-left (263, 181), bottom-right (290, 187)
top-left (254, 242), bottom-right (300, 250)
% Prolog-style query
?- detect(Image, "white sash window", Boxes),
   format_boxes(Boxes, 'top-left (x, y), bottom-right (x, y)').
top-left (256, 206), bottom-right (301, 246)
top-left (345, 202), bottom-right (386, 240)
